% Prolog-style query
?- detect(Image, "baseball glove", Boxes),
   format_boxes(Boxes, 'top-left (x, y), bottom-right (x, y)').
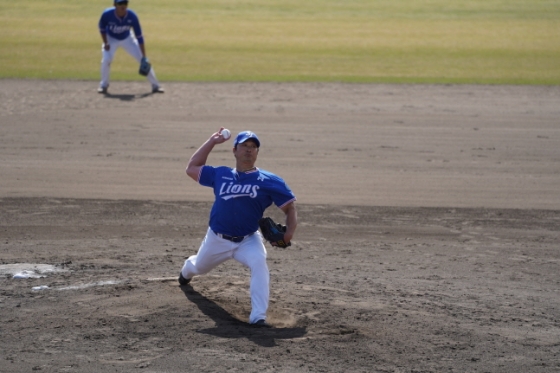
top-left (139, 57), bottom-right (151, 76)
top-left (259, 217), bottom-right (291, 248)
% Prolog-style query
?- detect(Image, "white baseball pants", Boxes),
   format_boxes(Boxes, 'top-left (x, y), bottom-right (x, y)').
top-left (181, 228), bottom-right (270, 324)
top-left (99, 35), bottom-right (159, 88)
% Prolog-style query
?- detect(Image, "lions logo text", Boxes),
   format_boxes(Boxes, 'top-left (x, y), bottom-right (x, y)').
top-left (219, 182), bottom-right (260, 200)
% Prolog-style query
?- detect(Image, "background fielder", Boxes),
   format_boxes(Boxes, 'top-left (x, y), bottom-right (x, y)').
top-left (179, 129), bottom-right (298, 328)
top-left (98, 0), bottom-right (164, 94)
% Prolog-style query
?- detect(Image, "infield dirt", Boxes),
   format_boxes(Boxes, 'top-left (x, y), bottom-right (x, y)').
top-left (1, 80), bottom-right (559, 372)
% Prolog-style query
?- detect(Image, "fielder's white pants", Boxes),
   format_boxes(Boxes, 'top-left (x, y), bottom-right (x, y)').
top-left (181, 228), bottom-right (270, 324)
top-left (99, 35), bottom-right (159, 88)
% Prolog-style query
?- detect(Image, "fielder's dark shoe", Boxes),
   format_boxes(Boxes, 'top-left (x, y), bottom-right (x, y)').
top-left (152, 85), bottom-right (165, 94)
top-left (97, 86), bottom-right (108, 94)
top-left (252, 319), bottom-right (272, 328)
top-left (178, 273), bottom-right (191, 286)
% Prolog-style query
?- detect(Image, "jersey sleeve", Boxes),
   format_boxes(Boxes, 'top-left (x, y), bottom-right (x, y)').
top-left (269, 176), bottom-right (296, 208)
top-left (129, 11), bottom-right (144, 44)
top-left (98, 10), bottom-right (109, 34)
top-left (198, 166), bottom-right (216, 187)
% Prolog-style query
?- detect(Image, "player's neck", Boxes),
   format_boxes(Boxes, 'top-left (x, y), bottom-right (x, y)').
top-left (115, 9), bottom-right (127, 18)
top-left (237, 163), bottom-right (257, 173)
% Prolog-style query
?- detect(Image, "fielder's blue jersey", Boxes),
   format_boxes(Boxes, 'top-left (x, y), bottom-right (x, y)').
top-left (198, 166), bottom-right (296, 237)
top-left (99, 7), bottom-right (144, 44)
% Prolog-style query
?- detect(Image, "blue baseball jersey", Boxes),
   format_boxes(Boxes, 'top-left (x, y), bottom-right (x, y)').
top-left (99, 7), bottom-right (144, 44)
top-left (198, 166), bottom-right (296, 237)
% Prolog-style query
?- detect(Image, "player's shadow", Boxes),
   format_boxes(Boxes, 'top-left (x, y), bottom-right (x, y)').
top-left (180, 285), bottom-right (307, 347)
top-left (102, 92), bottom-right (153, 101)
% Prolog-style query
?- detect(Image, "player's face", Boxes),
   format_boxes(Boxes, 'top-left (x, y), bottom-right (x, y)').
top-left (115, 2), bottom-right (128, 15)
top-left (234, 140), bottom-right (259, 165)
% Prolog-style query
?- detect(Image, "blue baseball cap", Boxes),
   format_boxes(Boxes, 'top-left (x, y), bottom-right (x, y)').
top-left (115, 0), bottom-right (129, 4)
top-left (234, 131), bottom-right (260, 148)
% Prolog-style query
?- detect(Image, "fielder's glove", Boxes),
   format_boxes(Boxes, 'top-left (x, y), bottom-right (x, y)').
top-left (259, 217), bottom-right (291, 248)
top-left (139, 57), bottom-right (151, 76)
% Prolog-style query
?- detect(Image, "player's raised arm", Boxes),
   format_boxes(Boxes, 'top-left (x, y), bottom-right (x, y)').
top-left (185, 128), bottom-right (229, 181)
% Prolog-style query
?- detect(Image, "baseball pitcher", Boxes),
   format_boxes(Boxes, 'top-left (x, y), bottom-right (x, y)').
top-left (179, 129), bottom-right (298, 328)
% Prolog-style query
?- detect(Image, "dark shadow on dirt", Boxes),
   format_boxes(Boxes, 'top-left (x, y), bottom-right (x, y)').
top-left (180, 284), bottom-right (307, 347)
top-left (102, 92), bottom-right (152, 101)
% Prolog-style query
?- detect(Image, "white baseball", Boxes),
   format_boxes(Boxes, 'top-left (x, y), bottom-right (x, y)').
top-left (221, 129), bottom-right (231, 140)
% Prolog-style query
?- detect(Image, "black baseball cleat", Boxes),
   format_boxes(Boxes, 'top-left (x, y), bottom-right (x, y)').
top-left (152, 85), bottom-right (165, 94)
top-left (178, 273), bottom-right (191, 286)
top-left (97, 86), bottom-right (108, 94)
top-left (251, 319), bottom-right (272, 328)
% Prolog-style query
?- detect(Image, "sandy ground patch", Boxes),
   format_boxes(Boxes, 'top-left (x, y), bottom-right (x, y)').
top-left (1, 80), bottom-right (559, 372)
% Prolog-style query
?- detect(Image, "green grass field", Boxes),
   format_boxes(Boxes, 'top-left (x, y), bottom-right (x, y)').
top-left (1, 0), bottom-right (559, 84)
